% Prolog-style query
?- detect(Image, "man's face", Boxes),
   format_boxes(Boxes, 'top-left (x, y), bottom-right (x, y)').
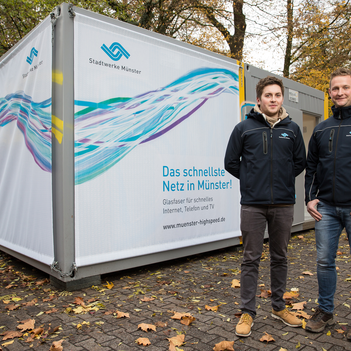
top-left (329, 75), bottom-right (351, 108)
top-left (257, 84), bottom-right (284, 118)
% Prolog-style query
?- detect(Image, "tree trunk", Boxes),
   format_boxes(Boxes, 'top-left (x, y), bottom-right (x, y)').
top-left (230, 0), bottom-right (246, 61)
top-left (283, 0), bottom-right (293, 78)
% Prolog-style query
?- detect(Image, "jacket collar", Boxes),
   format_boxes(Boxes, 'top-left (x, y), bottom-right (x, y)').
top-left (248, 105), bottom-right (290, 125)
top-left (331, 104), bottom-right (351, 120)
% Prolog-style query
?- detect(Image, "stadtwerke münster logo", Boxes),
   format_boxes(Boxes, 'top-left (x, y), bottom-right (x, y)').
top-left (26, 47), bottom-right (38, 65)
top-left (101, 42), bottom-right (130, 61)
top-left (89, 41), bottom-right (141, 74)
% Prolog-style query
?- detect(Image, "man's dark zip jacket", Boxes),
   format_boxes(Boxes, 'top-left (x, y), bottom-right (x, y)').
top-left (305, 104), bottom-right (351, 206)
top-left (225, 108), bottom-right (306, 205)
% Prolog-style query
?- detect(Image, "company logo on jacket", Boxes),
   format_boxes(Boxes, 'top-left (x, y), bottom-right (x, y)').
top-left (26, 47), bottom-right (38, 65)
top-left (279, 133), bottom-right (290, 139)
top-left (101, 42), bottom-right (130, 61)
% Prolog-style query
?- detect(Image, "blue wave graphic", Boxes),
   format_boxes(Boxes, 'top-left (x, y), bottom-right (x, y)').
top-left (26, 47), bottom-right (38, 65)
top-left (101, 42), bottom-right (130, 61)
top-left (0, 91), bottom-right (52, 171)
top-left (75, 67), bottom-right (239, 184)
top-left (0, 67), bottom-right (239, 184)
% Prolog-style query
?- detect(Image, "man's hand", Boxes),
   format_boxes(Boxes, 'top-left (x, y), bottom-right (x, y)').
top-left (307, 199), bottom-right (322, 221)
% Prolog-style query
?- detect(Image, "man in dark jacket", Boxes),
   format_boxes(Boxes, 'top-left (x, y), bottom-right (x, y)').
top-left (225, 76), bottom-right (306, 337)
top-left (305, 68), bottom-right (351, 338)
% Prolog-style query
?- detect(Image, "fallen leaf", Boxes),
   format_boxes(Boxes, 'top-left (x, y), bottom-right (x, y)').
top-left (293, 311), bottom-right (310, 319)
top-left (86, 298), bottom-right (97, 304)
top-left (45, 308), bottom-right (58, 314)
top-left (1, 340), bottom-right (14, 346)
top-left (25, 335), bottom-right (35, 343)
top-left (2, 330), bottom-right (22, 340)
top-left (231, 279), bottom-right (240, 288)
top-left (180, 315), bottom-right (196, 326)
top-left (291, 301), bottom-right (307, 310)
top-left (49, 339), bottom-right (63, 351)
top-left (283, 291), bottom-right (299, 300)
top-left (103, 281), bottom-right (114, 289)
top-left (36, 278), bottom-right (49, 286)
top-left (260, 332), bottom-right (275, 343)
top-left (168, 334), bottom-right (185, 350)
top-left (5, 303), bottom-right (20, 311)
top-left (257, 289), bottom-right (271, 298)
top-left (138, 323), bottom-right (156, 332)
top-left (136, 337), bottom-right (151, 346)
top-left (155, 321), bottom-right (168, 327)
top-left (17, 319), bottom-right (35, 332)
top-left (74, 297), bottom-right (86, 307)
top-left (5, 284), bottom-right (17, 289)
top-left (140, 297), bottom-right (155, 302)
top-left (171, 311), bottom-right (193, 320)
top-left (297, 235), bottom-right (304, 239)
top-left (335, 329), bottom-right (345, 334)
top-left (77, 321), bottom-right (90, 330)
top-left (43, 295), bottom-right (55, 302)
top-left (31, 327), bottom-right (44, 335)
top-left (205, 305), bottom-right (219, 312)
top-left (213, 340), bottom-right (234, 351)
top-left (116, 310), bottom-right (130, 318)
top-left (22, 298), bottom-right (38, 306)
top-left (302, 271), bottom-right (313, 276)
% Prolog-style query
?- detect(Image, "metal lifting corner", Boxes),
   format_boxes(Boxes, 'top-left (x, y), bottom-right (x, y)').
top-left (51, 261), bottom-right (77, 278)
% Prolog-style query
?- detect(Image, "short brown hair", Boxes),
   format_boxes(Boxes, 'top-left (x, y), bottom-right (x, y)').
top-left (256, 76), bottom-right (284, 99)
top-left (330, 68), bottom-right (351, 87)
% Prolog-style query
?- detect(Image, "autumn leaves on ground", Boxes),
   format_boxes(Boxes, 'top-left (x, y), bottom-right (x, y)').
top-left (1, 230), bottom-right (351, 351)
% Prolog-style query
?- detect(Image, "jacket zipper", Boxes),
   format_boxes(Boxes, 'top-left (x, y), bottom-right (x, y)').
top-left (332, 119), bottom-right (342, 202)
top-left (329, 129), bottom-right (335, 152)
top-left (263, 132), bottom-right (268, 154)
top-left (270, 128), bottom-right (274, 204)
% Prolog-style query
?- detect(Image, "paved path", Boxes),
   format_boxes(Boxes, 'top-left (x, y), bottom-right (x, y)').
top-left (1, 229), bottom-right (351, 350)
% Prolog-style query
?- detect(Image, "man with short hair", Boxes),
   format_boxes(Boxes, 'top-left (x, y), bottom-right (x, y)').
top-left (305, 68), bottom-right (351, 338)
top-left (225, 76), bottom-right (306, 337)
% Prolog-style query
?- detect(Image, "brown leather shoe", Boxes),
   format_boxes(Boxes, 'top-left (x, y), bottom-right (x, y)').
top-left (271, 308), bottom-right (302, 327)
top-left (235, 313), bottom-right (253, 337)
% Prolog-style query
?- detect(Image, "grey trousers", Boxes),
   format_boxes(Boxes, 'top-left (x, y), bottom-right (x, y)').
top-left (239, 205), bottom-right (294, 318)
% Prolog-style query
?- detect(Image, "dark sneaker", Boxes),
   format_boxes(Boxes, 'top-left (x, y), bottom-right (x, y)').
top-left (305, 307), bottom-right (334, 333)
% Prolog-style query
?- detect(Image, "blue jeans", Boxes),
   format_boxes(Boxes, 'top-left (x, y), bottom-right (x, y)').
top-left (315, 201), bottom-right (351, 313)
